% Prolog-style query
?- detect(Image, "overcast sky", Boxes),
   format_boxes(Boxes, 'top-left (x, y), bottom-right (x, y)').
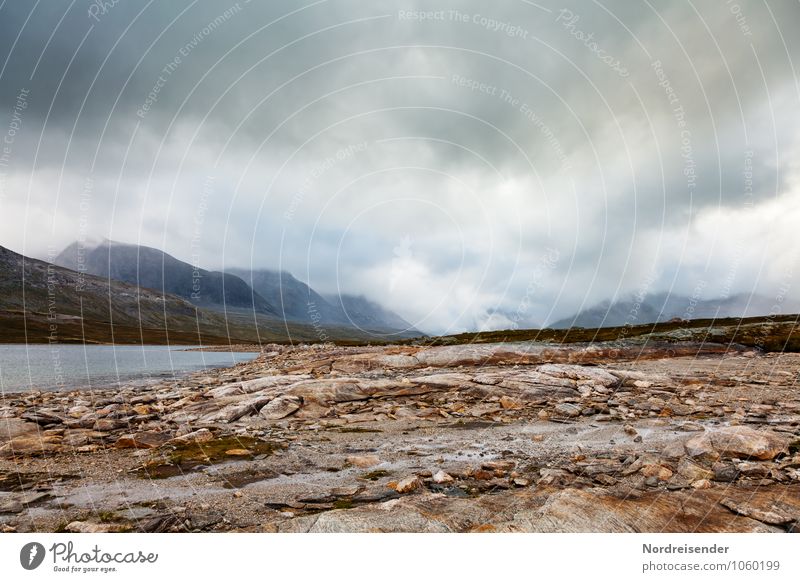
top-left (1, 0), bottom-right (799, 334)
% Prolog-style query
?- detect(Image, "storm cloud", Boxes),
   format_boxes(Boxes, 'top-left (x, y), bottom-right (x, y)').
top-left (1, 0), bottom-right (798, 333)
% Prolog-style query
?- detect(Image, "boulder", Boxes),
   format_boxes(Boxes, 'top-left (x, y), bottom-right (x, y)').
top-left (259, 395), bottom-right (302, 420)
top-left (687, 427), bottom-right (789, 462)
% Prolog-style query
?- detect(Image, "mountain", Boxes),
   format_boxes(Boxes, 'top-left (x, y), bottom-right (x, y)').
top-left (0, 244), bottom-right (424, 344)
top-left (229, 268), bottom-right (421, 337)
top-left (326, 293), bottom-right (418, 335)
top-left (550, 292), bottom-right (797, 329)
top-left (226, 268), bottom-right (347, 325)
top-left (0, 244), bottom-right (237, 343)
top-left (55, 240), bottom-right (278, 316)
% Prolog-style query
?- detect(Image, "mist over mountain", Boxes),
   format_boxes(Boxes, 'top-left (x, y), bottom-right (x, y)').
top-left (226, 268), bottom-right (346, 325)
top-left (55, 240), bottom-right (278, 316)
top-left (551, 292), bottom-right (799, 329)
top-left (50, 240), bottom-right (421, 338)
top-left (325, 294), bottom-right (418, 335)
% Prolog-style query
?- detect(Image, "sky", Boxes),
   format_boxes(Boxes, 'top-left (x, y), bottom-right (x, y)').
top-left (1, 0), bottom-right (799, 334)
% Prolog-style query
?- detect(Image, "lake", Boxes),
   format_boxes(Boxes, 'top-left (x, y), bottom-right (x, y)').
top-left (0, 344), bottom-right (258, 393)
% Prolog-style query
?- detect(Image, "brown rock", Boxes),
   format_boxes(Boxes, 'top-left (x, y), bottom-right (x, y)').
top-left (641, 464), bottom-right (673, 481)
top-left (168, 428), bottom-right (214, 445)
top-left (677, 458), bottom-right (714, 481)
top-left (392, 476), bottom-right (422, 493)
top-left (432, 470), bottom-right (454, 484)
top-left (115, 431), bottom-right (171, 449)
top-left (688, 427), bottom-right (789, 461)
top-left (499, 396), bottom-right (522, 410)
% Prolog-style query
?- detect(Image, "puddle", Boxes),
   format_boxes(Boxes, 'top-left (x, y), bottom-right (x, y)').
top-left (134, 437), bottom-right (281, 479)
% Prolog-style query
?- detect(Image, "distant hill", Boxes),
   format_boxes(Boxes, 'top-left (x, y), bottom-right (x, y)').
top-left (551, 292), bottom-right (797, 329)
top-left (55, 240), bottom-right (278, 316)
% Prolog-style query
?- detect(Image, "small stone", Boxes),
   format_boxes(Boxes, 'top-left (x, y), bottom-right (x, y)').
top-left (623, 424), bottom-right (637, 436)
top-left (512, 477), bottom-right (530, 487)
top-left (432, 470), bottom-right (454, 484)
top-left (633, 435), bottom-right (643, 443)
top-left (168, 428), bottom-right (213, 445)
top-left (225, 448), bottom-right (252, 456)
top-left (93, 419), bottom-right (126, 432)
top-left (392, 475), bottom-right (422, 493)
top-left (481, 460), bottom-right (515, 473)
top-left (554, 403), bottom-right (582, 418)
top-left (531, 434), bottom-right (545, 442)
top-left (691, 479), bottom-right (712, 489)
top-left (641, 464), bottom-right (673, 481)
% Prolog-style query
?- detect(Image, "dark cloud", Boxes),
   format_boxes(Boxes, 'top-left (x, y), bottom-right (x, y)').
top-left (1, 0), bottom-right (798, 333)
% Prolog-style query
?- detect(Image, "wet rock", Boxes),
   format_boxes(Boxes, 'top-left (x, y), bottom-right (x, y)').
top-left (0, 491), bottom-right (50, 514)
top-left (168, 428), bottom-right (213, 445)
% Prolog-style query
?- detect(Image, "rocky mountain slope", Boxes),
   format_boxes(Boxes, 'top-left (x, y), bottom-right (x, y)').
top-left (55, 240), bottom-right (278, 316)
top-left (0, 244), bottom-right (228, 343)
top-left (0, 245), bottom-right (414, 344)
top-left (227, 269), bottom-right (419, 337)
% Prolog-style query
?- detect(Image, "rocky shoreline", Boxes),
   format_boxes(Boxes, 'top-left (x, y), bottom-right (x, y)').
top-left (2, 340), bottom-right (799, 532)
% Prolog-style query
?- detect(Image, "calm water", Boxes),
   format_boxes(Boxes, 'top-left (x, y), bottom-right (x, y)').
top-left (0, 345), bottom-right (258, 393)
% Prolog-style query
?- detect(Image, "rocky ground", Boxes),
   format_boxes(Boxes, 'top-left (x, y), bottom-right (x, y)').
top-left (2, 340), bottom-right (799, 533)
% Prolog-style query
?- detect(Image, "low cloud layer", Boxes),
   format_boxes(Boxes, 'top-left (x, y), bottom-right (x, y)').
top-left (1, 0), bottom-right (799, 333)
